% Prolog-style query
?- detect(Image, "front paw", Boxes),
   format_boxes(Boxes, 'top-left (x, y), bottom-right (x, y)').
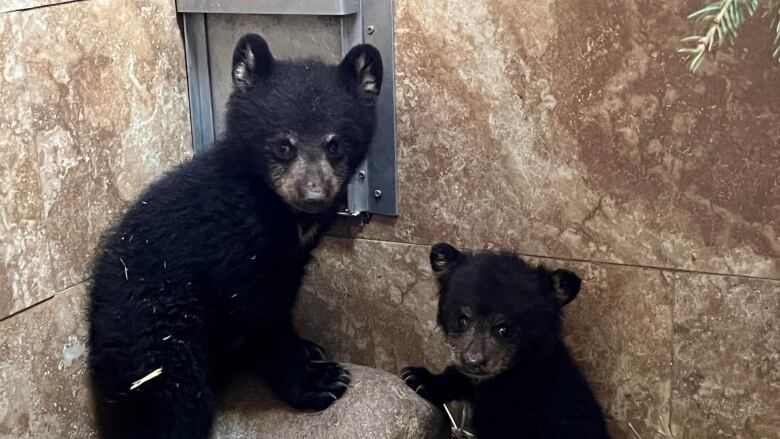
top-left (401, 366), bottom-right (442, 405)
top-left (286, 361), bottom-right (351, 411)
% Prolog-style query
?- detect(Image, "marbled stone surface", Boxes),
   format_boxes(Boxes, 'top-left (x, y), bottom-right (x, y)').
top-left (0, 282), bottom-right (96, 439)
top-left (560, 263), bottom-right (674, 439)
top-left (672, 276), bottom-right (780, 438)
top-left (352, 0), bottom-right (780, 279)
top-left (296, 238), bottom-right (452, 374)
top-left (214, 366), bottom-right (448, 439)
top-left (0, 0), bottom-right (78, 14)
top-left (0, 0), bottom-right (192, 319)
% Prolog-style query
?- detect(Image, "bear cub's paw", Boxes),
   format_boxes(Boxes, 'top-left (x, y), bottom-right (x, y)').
top-left (287, 361), bottom-right (351, 411)
top-left (400, 366), bottom-right (444, 406)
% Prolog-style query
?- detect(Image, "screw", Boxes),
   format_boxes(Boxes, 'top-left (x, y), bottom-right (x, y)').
top-left (358, 171), bottom-right (366, 179)
top-left (373, 189), bottom-right (382, 198)
top-left (367, 25), bottom-right (375, 35)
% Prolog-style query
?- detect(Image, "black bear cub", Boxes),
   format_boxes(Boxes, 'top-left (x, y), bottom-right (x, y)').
top-left (88, 34), bottom-right (382, 439)
top-left (402, 243), bottom-right (608, 439)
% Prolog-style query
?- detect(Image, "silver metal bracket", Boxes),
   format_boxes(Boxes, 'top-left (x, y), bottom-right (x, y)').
top-left (178, 0), bottom-right (360, 15)
top-left (177, 0), bottom-right (398, 220)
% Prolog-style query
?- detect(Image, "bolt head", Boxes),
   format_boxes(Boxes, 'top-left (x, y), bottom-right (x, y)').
top-left (367, 25), bottom-right (375, 35)
top-left (373, 189), bottom-right (382, 198)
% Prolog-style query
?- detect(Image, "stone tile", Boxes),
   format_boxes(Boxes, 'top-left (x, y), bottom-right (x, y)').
top-left (0, 282), bottom-right (96, 438)
top-left (558, 262), bottom-right (673, 439)
top-left (672, 275), bottom-right (780, 439)
top-left (296, 238), bottom-right (452, 374)
top-left (355, 0), bottom-right (780, 278)
top-left (0, 0), bottom-right (192, 318)
top-left (297, 237), bottom-right (674, 438)
top-left (0, 0), bottom-right (78, 14)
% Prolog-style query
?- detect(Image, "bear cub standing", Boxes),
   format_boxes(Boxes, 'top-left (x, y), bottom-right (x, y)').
top-left (402, 243), bottom-right (608, 439)
top-left (88, 34), bottom-right (382, 439)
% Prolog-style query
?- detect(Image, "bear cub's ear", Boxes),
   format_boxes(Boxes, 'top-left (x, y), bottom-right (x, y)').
top-left (232, 33), bottom-right (274, 89)
top-left (550, 269), bottom-right (581, 307)
top-left (339, 44), bottom-right (383, 98)
top-left (430, 242), bottom-right (461, 280)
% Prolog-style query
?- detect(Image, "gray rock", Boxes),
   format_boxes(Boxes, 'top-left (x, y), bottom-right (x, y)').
top-left (212, 364), bottom-right (449, 439)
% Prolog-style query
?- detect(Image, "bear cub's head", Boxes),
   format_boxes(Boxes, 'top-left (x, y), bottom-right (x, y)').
top-left (225, 34), bottom-right (383, 214)
top-left (429, 243), bottom-right (582, 379)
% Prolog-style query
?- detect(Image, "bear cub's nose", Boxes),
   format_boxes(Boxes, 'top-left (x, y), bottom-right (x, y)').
top-left (303, 183), bottom-right (326, 203)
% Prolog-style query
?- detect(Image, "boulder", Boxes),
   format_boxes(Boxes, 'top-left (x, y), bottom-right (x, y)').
top-left (212, 364), bottom-right (449, 439)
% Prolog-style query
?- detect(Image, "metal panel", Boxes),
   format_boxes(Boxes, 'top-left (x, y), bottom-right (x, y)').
top-left (178, 0), bottom-right (360, 16)
top-left (182, 13), bottom-right (215, 153)
top-left (206, 14), bottom-right (343, 138)
top-left (340, 7), bottom-right (371, 215)
top-left (362, 0), bottom-right (397, 216)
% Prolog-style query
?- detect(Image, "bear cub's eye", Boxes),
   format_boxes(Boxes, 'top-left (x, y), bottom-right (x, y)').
top-left (326, 137), bottom-right (341, 156)
top-left (456, 315), bottom-right (470, 332)
top-left (494, 324), bottom-right (511, 338)
top-left (273, 141), bottom-right (296, 160)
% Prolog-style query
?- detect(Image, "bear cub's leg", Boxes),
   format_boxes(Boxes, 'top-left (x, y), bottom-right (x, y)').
top-left (253, 323), bottom-right (350, 410)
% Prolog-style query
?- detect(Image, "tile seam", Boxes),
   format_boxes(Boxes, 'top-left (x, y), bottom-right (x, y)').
top-left (0, 277), bottom-right (92, 324)
top-left (0, 0), bottom-right (85, 15)
top-left (337, 235), bottom-right (780, 283)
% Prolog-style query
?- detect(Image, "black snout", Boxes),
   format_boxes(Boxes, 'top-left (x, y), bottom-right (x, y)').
top-left (461, 339), bottom-right (487, 372)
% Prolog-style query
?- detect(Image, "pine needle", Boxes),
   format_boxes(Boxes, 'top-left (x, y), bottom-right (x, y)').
top-left (678, 0), bottom-right (776, 71)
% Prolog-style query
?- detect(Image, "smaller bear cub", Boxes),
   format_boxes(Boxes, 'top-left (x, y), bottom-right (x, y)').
top-left (402, 243), bottom-right (608, 439)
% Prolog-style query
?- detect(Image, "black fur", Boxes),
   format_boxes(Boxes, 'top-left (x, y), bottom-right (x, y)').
top-left (402, 243), bottom-right (608, 439)
top-left (88, 34), bottom-right (382, 439)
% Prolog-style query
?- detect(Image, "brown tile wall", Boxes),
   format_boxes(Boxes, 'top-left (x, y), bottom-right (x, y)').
top-left (0, 0), bottom-right (78, 14)
top-left (354, 0), bottom-right (780, 279)
top-left (0, 0), bottom-right (189, 436)
top-left (0, 283), bottom-right (96, 438)
top-left (0, 0), bottom-right (192, 319)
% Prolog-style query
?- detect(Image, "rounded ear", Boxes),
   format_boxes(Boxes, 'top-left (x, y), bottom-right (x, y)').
top-left (430, 242), bottom-right (460, 278)
top-left (339, 44), bottom-right (383, 98)
top-left (232, 33), bottom-right (274, 90)
top-left (551, 269), bottom-right (581, 307)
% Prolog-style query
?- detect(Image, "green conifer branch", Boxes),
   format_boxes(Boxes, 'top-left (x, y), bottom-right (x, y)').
top-left (679, 0), bottom-right (780, 71)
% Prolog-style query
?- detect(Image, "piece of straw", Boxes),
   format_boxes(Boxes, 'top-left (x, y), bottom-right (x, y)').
top-left (130, 367), bottom-right (163, 390)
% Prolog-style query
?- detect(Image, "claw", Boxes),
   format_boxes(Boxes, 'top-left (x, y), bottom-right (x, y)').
top-left (403, 375), bottom-right (416, 385)
top-left (414, 384), bottom-right (427, 394)
top-left (331, 382), bottom-right (349, 390)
